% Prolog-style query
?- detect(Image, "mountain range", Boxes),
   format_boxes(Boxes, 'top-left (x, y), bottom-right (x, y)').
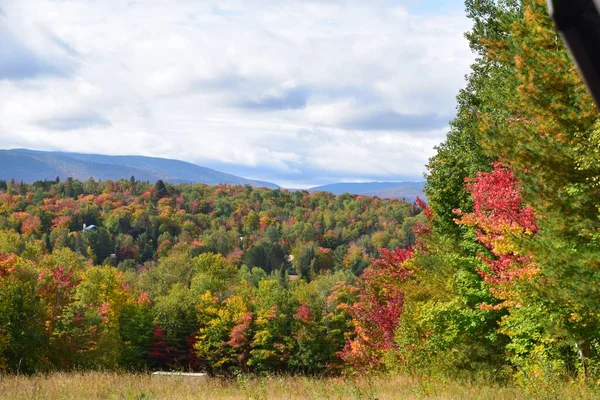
top-left (0, 149), bottom-right (425, 200)
top-left (0, 149), bottom-right (279, 188)
top-left (309, 182), bottom-right (426, 202)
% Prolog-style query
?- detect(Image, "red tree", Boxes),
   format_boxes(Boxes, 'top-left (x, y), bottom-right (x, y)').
top-left (455, 163), bottom-right (539, 306)
top-left (339, 247), bottom-right (413, 371)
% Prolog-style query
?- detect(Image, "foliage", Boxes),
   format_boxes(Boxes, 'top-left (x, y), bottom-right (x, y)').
top-left (417, 0), bottom-right (600, 385)
top-left (339, 248), bottom-right (413, 372)
top-left (0, 179), bottom-right (418, 374)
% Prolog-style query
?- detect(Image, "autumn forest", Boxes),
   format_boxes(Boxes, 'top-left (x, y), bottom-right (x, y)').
top-left (2, 0), bottom-right (600, 394)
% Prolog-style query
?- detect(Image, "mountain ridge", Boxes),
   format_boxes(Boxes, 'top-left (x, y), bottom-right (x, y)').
top-left (308, 181), bottom-right (426, 202)
top-left (1, 149), bottom-right (279, 188)
top-left (1, 149), bottom-right (425, 200)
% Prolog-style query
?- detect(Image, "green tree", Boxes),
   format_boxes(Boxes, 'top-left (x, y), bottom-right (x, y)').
top-left (0, 255), bottom-right (47, 373)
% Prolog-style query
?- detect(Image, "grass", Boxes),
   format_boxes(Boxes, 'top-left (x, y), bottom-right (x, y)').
top-left (0, 372), bottom-right (597, 400)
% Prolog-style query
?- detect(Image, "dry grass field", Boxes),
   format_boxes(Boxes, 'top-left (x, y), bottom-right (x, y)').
top-left (0, 372), bottom-right (597, 400)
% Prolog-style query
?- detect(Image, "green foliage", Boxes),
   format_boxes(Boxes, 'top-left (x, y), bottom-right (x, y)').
top-left (118, 300), bottom-right (153, 370)
top-left (190, 253), bottom-right (239, 298)
top-left (153, 284), bottom-right (197, 339)
top-left (248, 280), bottom-right (297, 372)
top-left (417, 0), bottom-right (600, 386)
top-left (0, 256), bottom-right (47, 373)
top-left (395, 268), bottom-right (508, 378)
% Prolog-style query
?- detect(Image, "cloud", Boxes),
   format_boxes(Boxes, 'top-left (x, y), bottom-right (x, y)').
top-left (0, 0), bottom-right (474, 187)
top-left (37, 113), bottom-right (111, 131)
top-left (210, 5), bottom-right (239, 17)
top-left (238, 82), bottom-right (311, 111)
top-left (0, 27), bottom-right (70, 80)
top-left (42, 28), bottom-right (80, 58)
top-left (342, 110), bottom-right (452, 131)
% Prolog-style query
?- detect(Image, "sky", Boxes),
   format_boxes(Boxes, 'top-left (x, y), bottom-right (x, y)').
top-left (0, 0), bottom-right (473, 188)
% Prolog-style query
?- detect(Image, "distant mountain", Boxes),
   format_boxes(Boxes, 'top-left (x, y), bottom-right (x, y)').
top-left (0, 149), bottom-right (279, 188)
top-left (309, 181), bottom-right (426, 202)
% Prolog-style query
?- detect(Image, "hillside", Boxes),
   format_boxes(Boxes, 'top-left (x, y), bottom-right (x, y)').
top-left (0, 149), bottom-right (279, 188)
top-left (0, 177), bottom-right (424, 373)
top-left (309, 181), bottom-right (426, 202)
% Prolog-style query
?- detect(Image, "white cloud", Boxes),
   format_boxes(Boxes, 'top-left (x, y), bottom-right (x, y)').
top-left (0, 0), bottom-right (473, 186)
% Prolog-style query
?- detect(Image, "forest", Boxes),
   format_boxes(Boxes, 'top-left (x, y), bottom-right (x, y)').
top-left (0, 177), bottom-right (424, 374)
top-left (2, 0), bottom-right (600, 391)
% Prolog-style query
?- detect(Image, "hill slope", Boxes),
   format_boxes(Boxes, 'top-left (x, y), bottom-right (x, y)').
top-left (309, 181), bottom-right (426, 202)
top-left (1, 149), bottom-right (279, 188)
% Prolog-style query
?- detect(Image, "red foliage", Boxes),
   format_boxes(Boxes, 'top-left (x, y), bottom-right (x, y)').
top-left (140, 188), bottom-right (156, 200)
top-left (295, 303), bottom-right (313, 321)
top-left (413, 197), bottom-right (433, 239)
top-left (460, 162), bottom-right (537, 234)
top-left (37, 265), bottom-right (80, 296)
top-left (226, 248), bottom-right (243, 266)
top-left (37, 265), bottom-right (81, 328)
top-left (259, 216), bottom-right (272, 230)
top-left (148, 324), bottom-right (170, 361)
top-left (21, 215), bottom-right (42, 235)
top-left (455, 163), bottom-right (539, 292)
top-left (148, 323), bottom-right (200, 369)
top-left (0, 253), bottom-right (17, 277)
top-left (51, 215), bottom-right (72, 229)
top-left (11, 211), bottom-right (30, 222)
top-left (416, 196), bottom-right (432, 219)
top-left (186, 333), bottom-right (200, 369)
top-left (339, 247), bottom-right (414, 371)
top-left (118, 244), bottom-right (139, 261)
top-left (340, 286), bottom-right (404, 370)
top-left (99, 301), bottom-right (111, 323)
top-left (228, 312), bottom-right (254, 368)
top-left (190, 200), bottom-right (200, 214)
top-left (175, 195), bottom-right (185, 210)
top-left (137, 292), bottom-right (152, 307)
top-left (364, 248), bottom-right (413, 284)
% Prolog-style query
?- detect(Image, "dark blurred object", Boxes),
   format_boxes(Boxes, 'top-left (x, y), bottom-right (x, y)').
top-left (548, 0), bottom-right (600, 108)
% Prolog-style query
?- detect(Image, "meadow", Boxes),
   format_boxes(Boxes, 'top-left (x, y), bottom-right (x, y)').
top-left (0, 372), bottom-right (597, 400)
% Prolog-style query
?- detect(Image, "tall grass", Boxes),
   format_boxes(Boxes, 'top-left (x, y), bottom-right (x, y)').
top-left (0, 372), bottom-right (596, 399)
